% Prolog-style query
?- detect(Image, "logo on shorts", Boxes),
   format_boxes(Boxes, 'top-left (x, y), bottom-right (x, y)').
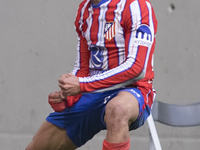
top-left (134, 24), bottom-right (153, 47)
top-left (104, 95), bottom-right (111, 104)
top-left (104, 21), bottom-right (116, 41)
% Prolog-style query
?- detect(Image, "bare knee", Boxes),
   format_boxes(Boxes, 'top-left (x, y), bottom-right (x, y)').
top-left (104, 92), bottom-right (139, 129)
top-left (105, 103), bottom-right (129, 129)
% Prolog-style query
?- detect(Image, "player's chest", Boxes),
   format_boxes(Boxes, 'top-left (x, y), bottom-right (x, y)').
top-left (80, 6), bottom-right (124, 44)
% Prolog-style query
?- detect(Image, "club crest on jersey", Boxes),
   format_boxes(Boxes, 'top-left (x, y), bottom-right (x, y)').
top-left (134, 24), bottom-right (153, 47)
top-left (104, 21), bottom-right (116, 41)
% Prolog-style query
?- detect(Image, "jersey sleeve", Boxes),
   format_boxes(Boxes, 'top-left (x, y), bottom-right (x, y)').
top-left (79, 0), bottom-right (157, 93)
top-left (71, 36), bottom-right (90, 77)
top-left (67, 1), bottom-right (90, 104)
top-left (71, 0), bottom-right (90, 78)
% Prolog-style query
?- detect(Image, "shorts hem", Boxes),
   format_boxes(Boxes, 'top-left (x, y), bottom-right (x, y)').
top-left (46, 117), bottom-right (66, 129)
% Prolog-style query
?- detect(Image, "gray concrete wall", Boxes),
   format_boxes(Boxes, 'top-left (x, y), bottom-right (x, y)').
top-left (0, 0), bottom-right (199, 149)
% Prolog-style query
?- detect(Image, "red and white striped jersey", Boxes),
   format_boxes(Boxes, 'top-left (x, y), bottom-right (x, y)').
top-left (71, 0), bottom-right (157, 105)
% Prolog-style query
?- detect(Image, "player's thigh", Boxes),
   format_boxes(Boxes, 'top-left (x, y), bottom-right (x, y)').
top-left (105, 91), bottom-right (139, 125)
top-left (26, 120), bottom-right (77, 150)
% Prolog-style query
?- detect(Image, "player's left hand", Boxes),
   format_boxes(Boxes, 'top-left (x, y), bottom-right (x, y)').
top-left (48, 91), bottom-right (67, 112)
top-left (58, 73), bottom-right (81, 96)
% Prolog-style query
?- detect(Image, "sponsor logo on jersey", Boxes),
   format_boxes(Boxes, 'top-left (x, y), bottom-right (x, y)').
top-left (104, 21), bottom-right (116, 41)
top-left (90, 45), bottom-right (104, 69)
top-left (135, 24), bottom-right (153, 47)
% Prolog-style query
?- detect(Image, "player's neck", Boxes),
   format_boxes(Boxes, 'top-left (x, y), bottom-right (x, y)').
top-left (91, 0), bottom-right (101, 5)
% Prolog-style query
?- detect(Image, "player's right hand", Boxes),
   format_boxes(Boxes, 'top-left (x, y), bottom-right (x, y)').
top-left (48, 91), bottom-right (67, 112)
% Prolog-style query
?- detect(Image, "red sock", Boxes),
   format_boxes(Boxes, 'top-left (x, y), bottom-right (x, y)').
top-left (102, 138), bottom-right (130, 150)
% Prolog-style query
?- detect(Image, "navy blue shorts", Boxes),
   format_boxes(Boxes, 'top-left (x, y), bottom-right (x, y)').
top-left (46, 88), bottom-right (151, 147)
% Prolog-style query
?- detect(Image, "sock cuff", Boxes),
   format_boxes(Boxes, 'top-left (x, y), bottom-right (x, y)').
top-left (103, 138), bottom-right (130, 150)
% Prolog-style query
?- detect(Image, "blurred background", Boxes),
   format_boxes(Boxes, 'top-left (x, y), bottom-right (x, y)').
top-left (0, 0), bottom-right (200, 149)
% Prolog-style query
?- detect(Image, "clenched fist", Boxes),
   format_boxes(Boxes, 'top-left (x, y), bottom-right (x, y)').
top-left (58, 73), bottom-right (81, 96)
top-left (48, 91), bottom-right (67, 112)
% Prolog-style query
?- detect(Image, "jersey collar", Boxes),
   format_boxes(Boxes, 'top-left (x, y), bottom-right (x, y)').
top-left (92, 0), bottom-right (110, 9)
